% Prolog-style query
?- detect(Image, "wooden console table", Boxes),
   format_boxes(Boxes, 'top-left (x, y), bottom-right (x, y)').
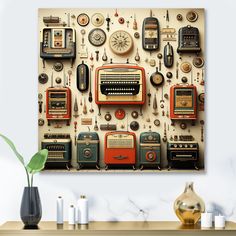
top-left (1, 221), bottom-right (236, 236)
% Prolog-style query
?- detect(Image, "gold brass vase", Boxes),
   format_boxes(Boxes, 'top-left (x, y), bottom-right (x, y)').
top-left (174, 182), bottom-right (205, 225)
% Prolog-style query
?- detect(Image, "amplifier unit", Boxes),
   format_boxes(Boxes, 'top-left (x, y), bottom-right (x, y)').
top-left (77, 132), bottom-right (100, 170)
top-left (139, 132), bottom-right (161, 170)
top-left (104, 131), bottom-right (136, 169)
top-left (42, 133), bottom-right (72, 169)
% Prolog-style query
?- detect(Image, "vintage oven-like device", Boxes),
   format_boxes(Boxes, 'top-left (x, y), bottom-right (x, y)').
top-left (139, 132), bottom-right (161, 170)
top-left (46, 87), bottom-right (71, 125)
top-left (40, 27), bottom-right (76, 67)
top-left (104, 131), bottom-right (136, 169)
top-left (42, 133), bottom-right (72, 169)
top-left (95, 64), bottom-right (146, 105)
top-left (170, 85), bottom-right (197, 120)
top-left (177, 25), bottom-right (201, 53)
top-left (77, 132), bottom-right (100, 170)
top-left (167, 135), bottom-right (199, 170)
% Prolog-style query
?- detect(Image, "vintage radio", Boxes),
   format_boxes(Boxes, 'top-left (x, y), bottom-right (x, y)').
top-left (95, 64), bottom-right (146, 105)
top-left (104, 131), bottom-right (136, 169)
top-left (170, 85), bottom-right (197, 120)
top-left (42, 133), bottom-right (72, 169)
top-left (46, 87), bottom-right (71, 125)
top-left (177, 25), bottom-right (201, 53)
top-left (77, 132), bottom-right (100, 170)
top-left (142, 16), bottom-right (160, 50)
top-left (40, 27), bottom-right (76, 66)
top-left (167, 141), bottom-right (199, 170)
top-left (139, 132), bottom-right (161, 170)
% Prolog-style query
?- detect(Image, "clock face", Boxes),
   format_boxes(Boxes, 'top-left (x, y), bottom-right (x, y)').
top-left (109, 30), bottom-right (133, 55)
top-left (88, 28), bottom-right (106, 46)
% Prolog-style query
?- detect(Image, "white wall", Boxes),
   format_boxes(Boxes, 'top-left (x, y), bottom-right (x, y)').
top-left (1, 0), bottom-right (236, 224)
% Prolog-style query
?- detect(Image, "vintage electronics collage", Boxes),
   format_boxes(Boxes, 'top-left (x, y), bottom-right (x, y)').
top-left (38, 8), bottom-right (205, 172)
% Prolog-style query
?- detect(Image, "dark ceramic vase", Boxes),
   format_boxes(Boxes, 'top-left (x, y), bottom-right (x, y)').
top-left (20, 187), bottom-right (42, 228)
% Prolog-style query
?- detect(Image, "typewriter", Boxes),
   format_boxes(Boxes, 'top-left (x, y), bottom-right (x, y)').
top-left (95, 64), bottom-right (146, 105)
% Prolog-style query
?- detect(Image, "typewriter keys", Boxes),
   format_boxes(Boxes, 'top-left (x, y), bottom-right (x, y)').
top-left (91, 13), bottom-right (104, 27)
top-left (150, 67), bottom-right (164, 87)
top-left (109, 30), bottom-right (133, 55)
top-left (77, 13), bottom-right (90, 26)
top-left (88, 28), bottom-right (106, 46)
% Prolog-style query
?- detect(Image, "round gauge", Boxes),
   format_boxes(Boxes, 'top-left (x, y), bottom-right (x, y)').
top-left (91, 13), bottom-right (104, 27)
top-left (77, 13), bottom-right (90, 26)
top-left (53, 62), bottom-right (63, 72)
top-left (186, 11), bottom-right (198, 22)
top-left (193, 57), bottom-right (204, 68)
top-left (88, 28), bottom-right (106, 46)
top-left (109, 30), bottom-right (133, 55)
top-left (115, 109), bottom-right (126, 120)
top-left (198, 93), bottom-right (205, 102)
top-left (180, 62), bottom-right (192, 73)
top-left (38, 73), bottom-right (48, 84)
top-left (150, 68), bottom-right (164, 87)
top-left (146, 151), bottom-right (156, 162)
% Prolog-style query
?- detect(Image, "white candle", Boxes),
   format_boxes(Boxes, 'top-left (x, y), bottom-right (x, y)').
top-left (57, 196), bottom-right (64, 224)
top-left (68, 205), bottom-right (76, 225)
top-left (201, 212), bottom-right (213, 228)
top-left (77, 195), bottom-right (89, 224)
top-left (215, 215), bottom-right (225, 229)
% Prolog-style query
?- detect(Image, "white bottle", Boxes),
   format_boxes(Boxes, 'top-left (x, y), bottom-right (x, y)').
top-left (68, 205), bottom-right (76, 225)
top-left (77, 195), bottom-right (89, 224)
top-left (56, 196), bottom-right (64, 224)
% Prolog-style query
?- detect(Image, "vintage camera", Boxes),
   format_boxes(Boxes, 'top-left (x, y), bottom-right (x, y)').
top-left (167, 141), bottom-right (199, 170)
top-left (77, 132), bottom-right (100, 170)
top-left (139, 132), bottom-right (161, 170)
top-left (42, 133), bottom-right (72, 170)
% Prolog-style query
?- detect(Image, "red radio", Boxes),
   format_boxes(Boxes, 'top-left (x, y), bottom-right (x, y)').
top-left (95, 64), bottom-right (146, 105)
top-left (170, 85), bottom-right (197, 120)
top-left (104, 131), bottom-right (136, 169)
top-left (46, 87), bottom-right (71, 125)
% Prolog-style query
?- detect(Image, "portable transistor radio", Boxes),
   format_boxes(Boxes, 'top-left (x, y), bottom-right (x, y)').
top-left (104, 131), bottom-right (136, 169)
top-left (170, 85), bottom-right (197, 120)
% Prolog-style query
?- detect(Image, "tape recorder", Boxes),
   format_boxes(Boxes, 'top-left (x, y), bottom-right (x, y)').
top-left (139, 132), bottom-right (161, 170)
top-left (40, 27), bottom-right (76, 66)
top-left (167, 140), bottom-right (199, 170)
top-left (104, 131), bottom-right (136, 169)
top-left (95, 64), bottom-right (146, 105)
top-left (46, 87), bottom-right (71, 125)
top-left (42, 133), bottom-right (72, 169)
top-left (77, 132), bottom-right (100, 170)
top-left (170, 85), bottom-right (197, 120)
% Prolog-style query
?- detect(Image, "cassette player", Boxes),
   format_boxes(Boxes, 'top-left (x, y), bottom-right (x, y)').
top-left (167, 141), bottom-right (199, 170)
top-left (46, 87), bottom-right (71, 125)
top-left (40, 27), bottom-right (76, 66)
top-left (104, 131), bottom-right (136, 169)
top-left (42, 133), bottom-right (72, 170)
top-left (170, 85), bottom-right (197, 120)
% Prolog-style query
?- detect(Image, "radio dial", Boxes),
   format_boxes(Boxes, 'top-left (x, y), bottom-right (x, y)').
top-left (146, 151), bottom-right (156, 162)
top-left (148, 135), bottom-right (153, 141)
top-left (84, 149), bottom-right (92, 158)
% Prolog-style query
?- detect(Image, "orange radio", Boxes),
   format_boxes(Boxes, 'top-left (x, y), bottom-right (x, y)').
top-left (95, 64), bottom-right (146, 105)
top-left (104, 131), bottom-right (136, 169)
top-left (170, 85), bottom-right (197, 120)
top-left (46, 87), bottom-right (71, 125)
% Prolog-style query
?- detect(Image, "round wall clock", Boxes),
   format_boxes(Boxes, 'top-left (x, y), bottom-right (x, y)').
top-left (109, 30), bottom-right (133, 55)
top-left (88, 28), bottom-right (106, 46)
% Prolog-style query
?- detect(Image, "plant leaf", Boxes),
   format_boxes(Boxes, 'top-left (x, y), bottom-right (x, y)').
top-left (0, 133), bottom-right (25, 166)
top-left (26, 149), bottom-right (48, 174)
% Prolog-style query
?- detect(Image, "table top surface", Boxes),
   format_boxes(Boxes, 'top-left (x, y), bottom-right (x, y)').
top-left (0, 221), bottom-right (236, 231)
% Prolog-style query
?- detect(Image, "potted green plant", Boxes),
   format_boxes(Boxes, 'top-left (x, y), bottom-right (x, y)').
top-left (0, 134), bottom-right (48, 228)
